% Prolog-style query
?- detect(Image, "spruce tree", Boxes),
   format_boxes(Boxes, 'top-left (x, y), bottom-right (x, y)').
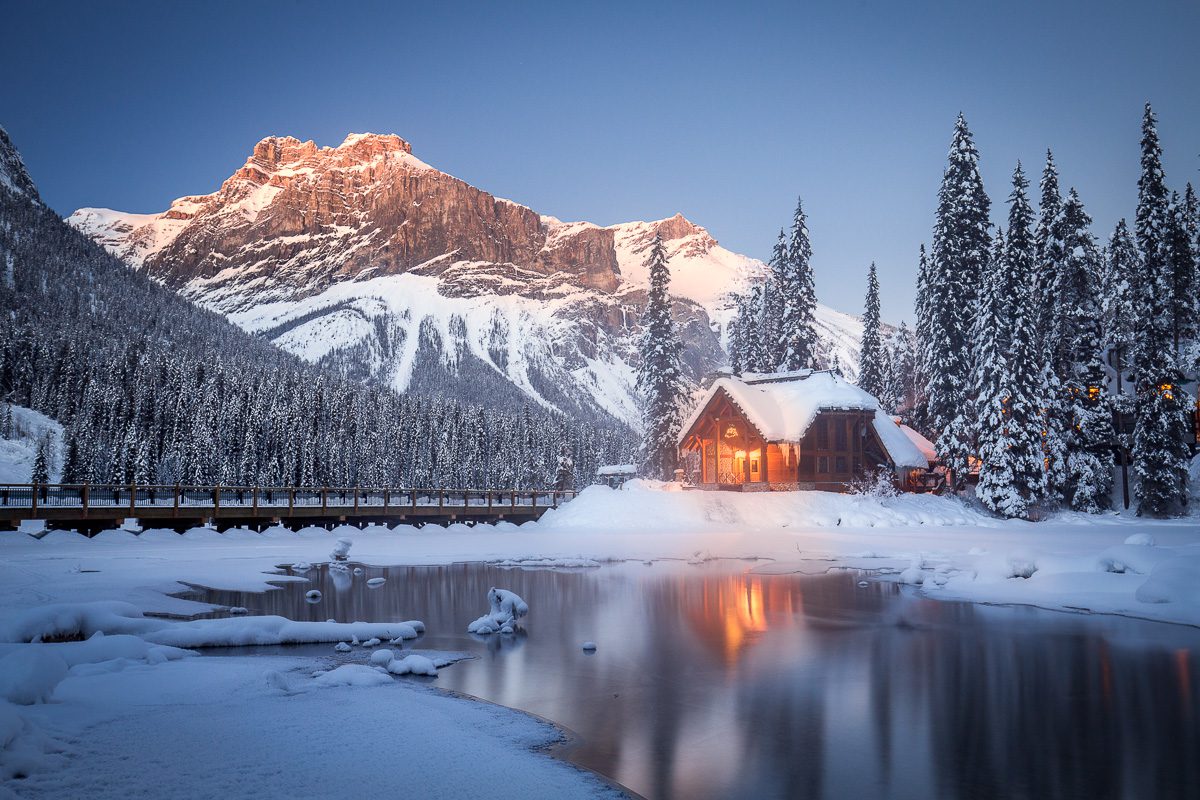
top-left (761, 230), bottom-right (788, 370)
top-left (30, 438), bottom-right (49, 485)
top-left (974, 227), bottom-right (1023, 516)
top-left (1058, 189), bottom-right (1112, 511)
top-left (779, 201), bottom-right (818, 371)
top-left (1166, 187), bottom-right (1198, 349)
top-left (857, 263), bottom-right (884, 398)
top-left (1131, 103), bottom-right (1189, 516)
top-left (1034, 150), bottom-right (1067, 346)
top-left (636, 234), bottom-right (686, 480)
top-left (745, 282), bottom-right (771, 373)
top-left (925, 114), bottom-right (991, 489)
top-left (996, 164), bottom-right (1049, 514)
top-left (727, 292), bottom-right (749, 376)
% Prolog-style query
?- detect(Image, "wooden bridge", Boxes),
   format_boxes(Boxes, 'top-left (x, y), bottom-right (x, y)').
top-left (0, 484), bottom-right (577, 536)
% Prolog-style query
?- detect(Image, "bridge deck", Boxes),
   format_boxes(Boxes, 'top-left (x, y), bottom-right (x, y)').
top-left (1, 484), bottom-right (575, 533)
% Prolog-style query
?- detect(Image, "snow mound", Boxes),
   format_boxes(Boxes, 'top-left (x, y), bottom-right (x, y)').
top-left (1134, 556), bottom-right (1200, 606)
top-left (1124, 533), bottom-right (1155, 546)
top-left (367, 577), bottom-right (386, 588)
top-left (313, 664), bottom-right (392, 688)
top-left (386, 654), bottom-right (438, 676)
top-left (331, 538), bottom-right (352, 561)
top-left (581, 641), bottom-right (597, 652)
top-left (467, 588), bottom-right (529, 635)
top-left (369, 648), bottom-right (395, 666)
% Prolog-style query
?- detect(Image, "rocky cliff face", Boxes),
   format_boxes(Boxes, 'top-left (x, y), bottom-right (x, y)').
top-left (0, 126), bottom-right (40, 201)
top-left (70, 133), bottom-right (863, 424)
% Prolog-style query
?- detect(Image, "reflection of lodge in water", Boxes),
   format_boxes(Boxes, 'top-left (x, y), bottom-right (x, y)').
top-left (677, 370), bottom-right (934, 492)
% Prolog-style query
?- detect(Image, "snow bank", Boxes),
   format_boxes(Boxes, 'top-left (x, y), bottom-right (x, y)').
top-left (313, 664), bottom-right (393, 688)
top-left (536, 482), bottom-right (990, 534)
top-left (467, 588), bottom-right (529, 635)
top-left (0, 601), bottom-right (424, 650)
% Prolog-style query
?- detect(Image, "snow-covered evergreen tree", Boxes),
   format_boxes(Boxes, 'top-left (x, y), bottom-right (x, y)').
top-left (30, 438), bottom-right (49, 485)
top-left (1166, 187), bottom-right (1198, 350)
top-left (1058, 189), bottom-right (1113, 511)
top-left (778, 201), bottom-right (818, 371)
top-left (727, 291), bottom-right (749, 376)
top-left (857, 263), bottom-right (884, 398)
top-left (925, 114), bottom-right (991, 489)
top-left (973, 227), bottom-right (1023, 516)
top-left (1131, 103), bottom-right (1189, 516)
top-left (977, 165), bottom-right (1049, 516)
top-left (1034, 150), bottom-right (1067, 346)
top-left (636, 234), bottom-right (686, 480)
top-left (759, 230), bottom-right (788, 370)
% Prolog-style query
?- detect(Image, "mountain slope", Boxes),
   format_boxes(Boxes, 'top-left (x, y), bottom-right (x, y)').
top-left (70, 133), bottom-right (866, 422)
top-left (0, 127), bottom-right (632, 491)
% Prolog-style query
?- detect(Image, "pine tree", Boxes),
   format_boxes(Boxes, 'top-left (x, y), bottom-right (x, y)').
top-left (925, 114), bottom-right (991, 489)
top-left (30, 438), bottom-right (50, 485)
top-left (1166, 187), bottom-right (1198, 349)
top-left (1131, 103), bottom-right (1189, 516)
top-left (1034, 150), bottom-right (1067, 346)
top-left (973, 227), bottom-right (1024, 516)
top-left (636, 234), bottom-right (686, 480)
top-left (746, 282), bottom-right (771, 373)
top-left (778, 200), bottom-right (819, 371)
top-left (1058, 189), bottom-right (1112, 511)
top-left (759, 230), bottom-right (788, 370)
top-left (981, 165), bottom-right (1049, 516)
top-left (857, 263), bottom-right (884, 398)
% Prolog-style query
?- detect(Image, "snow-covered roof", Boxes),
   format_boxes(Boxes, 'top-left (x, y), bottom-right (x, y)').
top-left (678, 371), bottom-right (928, 469)
top-left (897, 421), bottom-right (937, 463)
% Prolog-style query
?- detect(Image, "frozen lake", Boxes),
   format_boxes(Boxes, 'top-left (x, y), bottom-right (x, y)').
top-left (194, 561), bottom-right (1200, 800)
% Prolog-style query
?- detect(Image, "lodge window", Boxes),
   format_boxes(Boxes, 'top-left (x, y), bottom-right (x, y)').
top-left (835, 455), bottom-right (848, 473)
top-left (817, 456), bottom-right (829, 474)
top-left (801, 454), bottom-right (815, 474)
top-left (815, 419), bottom-right (829, 449)
top-left (750, 458), bottom-right (760, 473)
top-left (835, 421), bottom-right (848, 450)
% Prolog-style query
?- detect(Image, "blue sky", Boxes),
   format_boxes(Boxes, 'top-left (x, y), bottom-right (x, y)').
top-left (2, 0), bottom-right (1197, 322)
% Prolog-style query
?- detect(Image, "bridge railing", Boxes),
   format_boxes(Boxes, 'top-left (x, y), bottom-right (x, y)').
top-left (0, 484), bottom-right (578, 516)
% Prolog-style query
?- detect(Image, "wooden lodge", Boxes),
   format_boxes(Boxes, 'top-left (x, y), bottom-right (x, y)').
top-left (677, 370), bottom-right (931, 492)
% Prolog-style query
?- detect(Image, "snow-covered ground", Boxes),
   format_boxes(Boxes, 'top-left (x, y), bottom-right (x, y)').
top-left (0, 406), bottom-right (61, 484)
top-left (2, 480), bottom-right (1198, 797)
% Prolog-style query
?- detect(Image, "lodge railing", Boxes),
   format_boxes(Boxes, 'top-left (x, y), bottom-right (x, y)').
top-left (0, 484), bottom-right (576, 518)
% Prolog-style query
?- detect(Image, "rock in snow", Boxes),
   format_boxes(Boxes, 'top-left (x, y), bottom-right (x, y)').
top-left (367, 577), bottom-right (386, 588)
top-left (581, 642), bottom-right (597, 652)
top-left (467, 588), bottom-right (529, 635)
top-left (334, 642), bottom-right (352, 653)
top-left (305, 590), bottom-right (322, 602)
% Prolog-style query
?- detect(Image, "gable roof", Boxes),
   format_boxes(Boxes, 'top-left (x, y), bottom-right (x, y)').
top-left (678, 371), bottom-right (929, 469)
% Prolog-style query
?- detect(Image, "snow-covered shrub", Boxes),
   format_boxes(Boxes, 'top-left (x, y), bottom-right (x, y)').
top-left (467, 588), bottom-right (529, 635)
top-left (848, 468), bottom-right (899, 500)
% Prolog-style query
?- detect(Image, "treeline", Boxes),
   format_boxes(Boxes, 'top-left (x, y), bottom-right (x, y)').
top-left (0, 173), bottom-right (633, 490)
top-left (882, 105), bottom-right (1197, 518)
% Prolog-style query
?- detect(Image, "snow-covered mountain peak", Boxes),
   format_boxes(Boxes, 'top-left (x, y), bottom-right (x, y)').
top-left (68, 131), bottom-right (867, 423)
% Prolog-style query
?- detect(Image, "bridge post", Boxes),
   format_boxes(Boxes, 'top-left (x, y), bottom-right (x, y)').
top-left (288, 488), bottom-right (294, 516)
top-left (82, 484), bottom-right (89, 517)
top-left (552, 491), bottom-right (558, 508)
top-left (173, 484), bottom-right (179, 517)
top-left (487, 491), bottom-right (493, 509)
top-left (383, 489), bottom-right (389, 514)
top-left (354, 487), bottom-right (359, 514)
top-left (214, 486), bottom-right (221, 518)
top-left (438, 490), bottom-right (444, 511)
top-left (31, 483), bottom-right (38, 518)
top-left (253, 487), bottom-right (258, 516)
top-left (322, 488), bottom-right (327, 514)
top-left (129, 484), bottom-right (135, 516)
top-left (532, 492), bottom-right (537, 511)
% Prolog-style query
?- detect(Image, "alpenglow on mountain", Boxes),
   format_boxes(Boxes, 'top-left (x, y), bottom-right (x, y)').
top-left (70, 133), bottom-right (866, 423)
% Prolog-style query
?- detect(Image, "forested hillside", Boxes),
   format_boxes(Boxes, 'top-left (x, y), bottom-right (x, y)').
top-left (0, 131), bottom-right (633, 489)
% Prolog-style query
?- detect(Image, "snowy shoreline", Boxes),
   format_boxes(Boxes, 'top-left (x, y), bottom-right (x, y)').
top-left (2, 482), bottom-right (1198, 797)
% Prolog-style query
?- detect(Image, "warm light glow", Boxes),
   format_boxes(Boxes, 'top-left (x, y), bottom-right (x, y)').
top-left (724, 425), bottom-right (739, 439)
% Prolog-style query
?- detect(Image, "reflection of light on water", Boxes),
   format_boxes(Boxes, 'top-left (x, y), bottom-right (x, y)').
top-left (687, 574), bottom-right (793, 665)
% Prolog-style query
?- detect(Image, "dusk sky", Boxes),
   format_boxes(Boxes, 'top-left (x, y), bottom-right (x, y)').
top-left (3, 0), bottom-right (1197, 323)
